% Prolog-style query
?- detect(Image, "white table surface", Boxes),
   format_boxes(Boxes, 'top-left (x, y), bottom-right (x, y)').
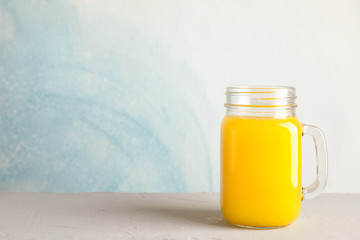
top-left (0, 193), bottom-right (359, 240)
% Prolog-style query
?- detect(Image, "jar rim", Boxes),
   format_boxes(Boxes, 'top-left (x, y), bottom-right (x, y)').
top-left (225, 85), bottom-right (297, 108)
top-left (226, 85), bottom-right (295, 93)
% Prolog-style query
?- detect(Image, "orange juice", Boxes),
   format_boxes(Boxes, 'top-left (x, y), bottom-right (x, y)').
top-left (221, 115), bottom-right (302, 228)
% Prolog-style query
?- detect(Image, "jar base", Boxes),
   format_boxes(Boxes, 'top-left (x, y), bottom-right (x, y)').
top-left (232, 223), bottom-right (289, 230)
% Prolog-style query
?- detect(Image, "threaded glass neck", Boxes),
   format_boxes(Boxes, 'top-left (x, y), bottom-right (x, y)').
top-left (225, 86), bottom-right (297, 118)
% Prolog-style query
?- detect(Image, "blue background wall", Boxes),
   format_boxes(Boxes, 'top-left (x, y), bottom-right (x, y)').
top-left (0, 1), bottom-right (217, 192)
top-left (1, 0), bottom-right (360, 192)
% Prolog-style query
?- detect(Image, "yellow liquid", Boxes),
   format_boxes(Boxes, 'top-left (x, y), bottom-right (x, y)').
top-left (221, 115), bottom-right (302, 228)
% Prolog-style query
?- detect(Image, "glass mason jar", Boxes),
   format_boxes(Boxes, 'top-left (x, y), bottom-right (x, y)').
top-left (220, 86), bottom-right (328, 229)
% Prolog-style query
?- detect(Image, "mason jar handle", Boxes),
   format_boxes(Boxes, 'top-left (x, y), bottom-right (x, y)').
top-left (302, 124), bottom-right (328, 200)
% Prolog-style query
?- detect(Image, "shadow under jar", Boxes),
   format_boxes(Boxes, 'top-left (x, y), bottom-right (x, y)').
top-left (220, 86), bottom-right (328, 229)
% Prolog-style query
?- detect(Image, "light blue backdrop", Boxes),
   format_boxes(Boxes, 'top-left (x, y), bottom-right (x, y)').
top-left (2, 1), bottom-right (359, 193)
top-left (0, 1), bottom-right (218, 192)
